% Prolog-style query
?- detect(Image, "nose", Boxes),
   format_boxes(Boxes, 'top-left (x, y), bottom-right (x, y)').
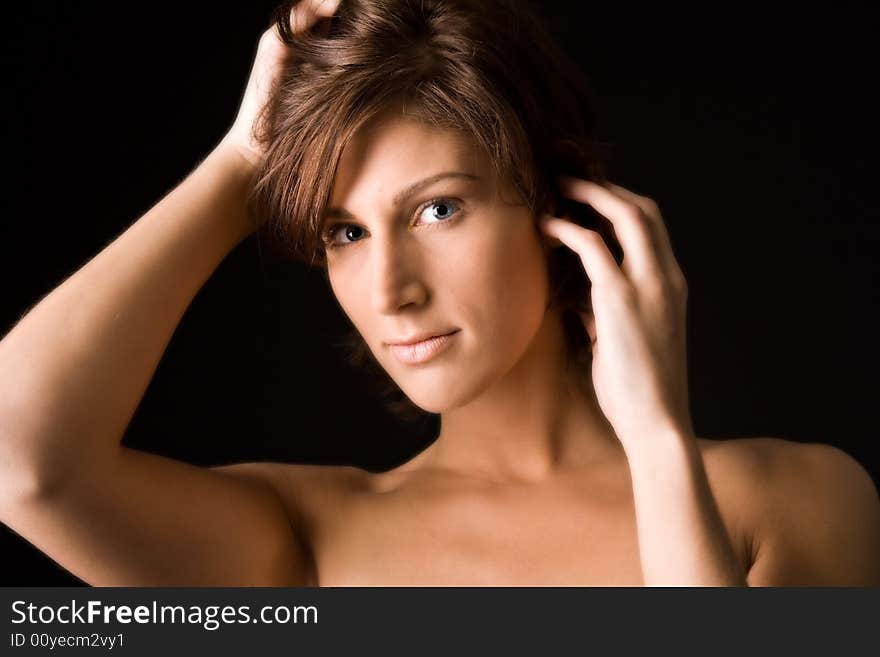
top-left (369, 231), bottom-right (427, 314)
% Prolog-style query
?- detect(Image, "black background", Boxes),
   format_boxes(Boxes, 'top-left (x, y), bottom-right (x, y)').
top-left (2, 2), bottom-right (878, 585)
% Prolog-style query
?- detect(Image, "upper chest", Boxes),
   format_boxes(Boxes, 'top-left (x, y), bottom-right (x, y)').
top-left (287, 464), bottom-right (639, 586)
top-left (275, 444), bottom-right (756, 586)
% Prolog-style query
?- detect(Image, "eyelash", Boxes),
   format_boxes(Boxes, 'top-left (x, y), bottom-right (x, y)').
top-left (321, 197), bottom-right (464, 250)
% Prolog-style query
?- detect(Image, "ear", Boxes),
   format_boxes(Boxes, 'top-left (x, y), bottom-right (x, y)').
top-left (537, 205), bottom-right (565, 250)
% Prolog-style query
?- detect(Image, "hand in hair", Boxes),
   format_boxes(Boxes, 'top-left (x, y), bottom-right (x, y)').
top-left (539, 178), bottom-right (693, 449)
top-left (222, 0), bottom-right (341, 167)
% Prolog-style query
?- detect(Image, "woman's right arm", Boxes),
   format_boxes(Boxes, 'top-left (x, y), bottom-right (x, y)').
top-left (0, 3), bottom-right (341, 585)
top-left (0, 139), bottom-right (310, 585)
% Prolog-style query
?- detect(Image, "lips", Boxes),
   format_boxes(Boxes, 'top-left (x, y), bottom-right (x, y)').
top-left (385, 329), bottom-right (459, 347)
top-left (387, 330), bottom-right (460, 365)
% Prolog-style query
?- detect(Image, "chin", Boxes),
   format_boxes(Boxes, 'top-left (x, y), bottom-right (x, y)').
top-left (402, 389), bottom-right (471, 415)
top-left (392, 360), bottom-right (501, 415)
top-left (404, 396), bottom-right (448, 415)
top-left (388, 373), bottom-right (460, 414)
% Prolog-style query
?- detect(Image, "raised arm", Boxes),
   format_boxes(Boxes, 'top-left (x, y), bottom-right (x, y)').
top-left (0, 4), bottom-right (339, 586)
top-left (0, 140), bottom-right (257, 495)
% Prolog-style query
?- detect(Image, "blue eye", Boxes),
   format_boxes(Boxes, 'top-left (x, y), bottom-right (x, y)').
top-left (416, 198), bottom-right (461, 225)
top-left (322, 197), bottom-right (462, 250)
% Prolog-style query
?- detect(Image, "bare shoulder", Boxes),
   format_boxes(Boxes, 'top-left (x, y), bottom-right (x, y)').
top-left (210, 460), bottom-right (372, 535)
top-left (210, 461), bottom-right (369, 513)
top-left (687, 436), bottom-right (782, 571)
top-left (695, 436), bottom-right (880, 586)
top-left (692, 436), bottom-right (781, 523)
top-left (209, 460), bottom-right (370, 585)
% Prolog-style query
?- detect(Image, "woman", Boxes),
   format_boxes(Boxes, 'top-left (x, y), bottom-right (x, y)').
top-left (0, 0), bottom-right (878, 586)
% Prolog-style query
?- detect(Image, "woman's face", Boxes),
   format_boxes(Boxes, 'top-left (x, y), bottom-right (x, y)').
top-left (324, 111), bottom-right (553, 413)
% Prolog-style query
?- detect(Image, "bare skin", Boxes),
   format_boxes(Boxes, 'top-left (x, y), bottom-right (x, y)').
top-left (240, 438), bottom-right (718, 587)
top-left (1, 4), bottom-right (877, 587)
top-left (215, 434), bottom-right (878, 587)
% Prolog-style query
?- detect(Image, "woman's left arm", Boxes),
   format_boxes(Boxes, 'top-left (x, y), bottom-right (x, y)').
top-left (540, 179), bottom-right (880, 585)
top-left (622, 427), bottom-right (747, 585)
top-left (540, 178), bottom-right (747, 585)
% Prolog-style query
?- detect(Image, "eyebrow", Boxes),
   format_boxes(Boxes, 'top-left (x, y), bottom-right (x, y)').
top-left (323, 171), bottom-right (480, 222)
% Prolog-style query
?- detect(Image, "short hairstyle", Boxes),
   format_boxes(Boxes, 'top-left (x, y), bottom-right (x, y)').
top-left (250, 0), bottom-right (623, 421)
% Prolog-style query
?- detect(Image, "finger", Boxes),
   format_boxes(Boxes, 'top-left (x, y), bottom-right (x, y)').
top-left (602, 182), bottom-right (684, 280)
top-left (290, 5), bottom-right (312, 33)
top-left (291, 0), bottom-right (337, 33)
top-left (556, 175), bottom-right (664, 284)
top-left (313, 0), bottom-right (342, 17)
top-left (290, 0), bottom-right (317, 34)
top-left (539, 213), bottom-right (627, 294)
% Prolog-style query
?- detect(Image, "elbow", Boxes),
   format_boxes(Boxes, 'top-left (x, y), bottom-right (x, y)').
top-left (0, 420), bottom-right (79, 511)
top-left (0, 458), bottom-right (55, 520)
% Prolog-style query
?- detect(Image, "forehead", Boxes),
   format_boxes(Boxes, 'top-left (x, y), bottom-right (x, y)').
top-left (330, 111), bottom-right (489, 205)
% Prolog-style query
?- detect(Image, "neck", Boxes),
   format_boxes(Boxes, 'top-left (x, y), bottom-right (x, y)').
top-left (423, 309), bottom-right (623, 485)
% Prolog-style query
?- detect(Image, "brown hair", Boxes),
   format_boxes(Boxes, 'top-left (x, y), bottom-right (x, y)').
top-left (251, 0), bottom-right (623, 421)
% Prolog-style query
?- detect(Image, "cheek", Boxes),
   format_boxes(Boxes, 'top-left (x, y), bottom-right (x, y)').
top-left (467, 221), bottom-right (549, 340)
top-left (327, 268), bottom-right (366, 331)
